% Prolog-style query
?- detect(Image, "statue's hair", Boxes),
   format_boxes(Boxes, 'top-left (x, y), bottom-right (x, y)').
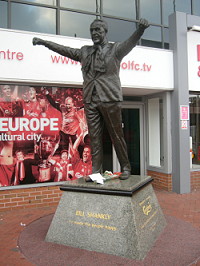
top-left (90, 19), bottom-right (108, 33)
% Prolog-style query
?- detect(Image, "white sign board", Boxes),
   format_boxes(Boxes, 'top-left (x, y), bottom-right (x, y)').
top-left (0, 28), bottom-right (174, 91)
top-left (187, 31), bottom-right (200, 92)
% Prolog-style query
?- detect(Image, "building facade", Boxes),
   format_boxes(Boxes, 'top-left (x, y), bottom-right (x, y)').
top-left (0, 0), bottom-right (200, 210)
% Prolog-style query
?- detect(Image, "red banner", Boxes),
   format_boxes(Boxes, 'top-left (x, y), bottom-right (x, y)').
top-left (0, 85), bottom-right (92, 187)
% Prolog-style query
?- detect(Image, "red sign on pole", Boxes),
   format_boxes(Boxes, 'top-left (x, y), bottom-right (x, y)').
top-left (180, 105), bottom-right (189, 120)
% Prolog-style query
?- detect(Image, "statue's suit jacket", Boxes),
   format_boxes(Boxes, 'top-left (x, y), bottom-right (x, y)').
top-left (42, 28), bottom-right (144, 104)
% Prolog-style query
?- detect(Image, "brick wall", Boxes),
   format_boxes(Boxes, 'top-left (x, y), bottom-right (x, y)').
top-left (1, 171), bottom-right (200, 211)
top-left (0, 185), bottom-right (62, 212)
top-left (191, 171), bottom-right (200, 191)
top-left (148, 170), bottom-right (200, 192)
top-left (147, 170), bottom-right (172, 191)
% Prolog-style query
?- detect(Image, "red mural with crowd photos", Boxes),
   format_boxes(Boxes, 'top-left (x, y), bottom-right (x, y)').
top-left (0, 85), bottom-right (92, 186)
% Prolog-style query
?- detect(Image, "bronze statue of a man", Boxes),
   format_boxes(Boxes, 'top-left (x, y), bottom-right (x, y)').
top-left (33, 18), bottom-right (149, 180)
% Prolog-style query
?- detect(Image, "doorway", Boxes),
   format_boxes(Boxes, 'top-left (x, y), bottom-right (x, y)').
top-left (103, 103), bottom-right (145, 176)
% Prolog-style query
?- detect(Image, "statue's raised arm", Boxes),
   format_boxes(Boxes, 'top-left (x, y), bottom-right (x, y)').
top-left (116, 18), bottom-right (149, 60)
top-left (32, 36), bottom-right (81, 61)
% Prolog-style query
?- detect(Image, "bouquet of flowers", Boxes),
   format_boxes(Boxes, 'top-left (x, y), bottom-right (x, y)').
top-left (85, 171), bottom-right (122, 184)
top-left (102, 171), bottom-right (121, 182)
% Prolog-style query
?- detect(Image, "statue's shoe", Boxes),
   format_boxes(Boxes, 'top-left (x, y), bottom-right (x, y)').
top-left (119, 171), bottom-right (130, 180)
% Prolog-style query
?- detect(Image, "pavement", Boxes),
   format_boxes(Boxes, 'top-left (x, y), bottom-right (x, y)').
top-left (0, 189), bottom-right (200, 266)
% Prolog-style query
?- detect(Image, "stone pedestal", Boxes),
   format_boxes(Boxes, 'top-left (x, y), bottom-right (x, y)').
top-left (45, 176), bottom-right (166, 260)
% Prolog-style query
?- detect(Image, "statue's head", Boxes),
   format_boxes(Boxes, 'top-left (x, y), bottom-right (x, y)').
top-left (90, 19), bottom-right (108, 45)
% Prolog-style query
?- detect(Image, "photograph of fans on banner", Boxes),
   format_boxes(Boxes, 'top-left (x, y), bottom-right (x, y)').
top-left (0, 85), bottom-right (92, 187)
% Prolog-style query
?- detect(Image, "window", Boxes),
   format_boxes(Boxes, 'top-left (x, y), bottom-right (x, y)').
top-left (11, 3), bottom-right (56, 34)
top-left (193, 0), bottom-right (200, 16)
top-left (0, 1), bottom-right (7, 28)
top-left (141, 25), bottom-right (162, 48)
top-left (102, 0), bottom-right (136, 19)
top-left (60, 11), bottom-right (95, 38)
top-left (60, 0), bottom-right (96, 12)
top-left (104, 18), bottom-right (136, 42)
top-left (0, 84), bottom-right (91, 187)
top-left (162, 0), bottom-right (174, 26)
top-left (22, 0), bottom-right (56, 5)
top-left (190, 94), bottom-right (200, 167)
top-left (174, 0), bottom-right (191, 14)
top-left (140, 0), bottom-right (161, 24)
top-left (0, 0), bottom-right (197, 50)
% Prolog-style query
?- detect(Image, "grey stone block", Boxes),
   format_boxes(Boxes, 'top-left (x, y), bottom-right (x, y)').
top-left (45, 176), bottom-right (166, 260)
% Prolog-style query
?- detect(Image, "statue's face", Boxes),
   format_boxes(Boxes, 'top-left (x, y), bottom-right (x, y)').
top-left (90, 22), bottom-right (106, 45)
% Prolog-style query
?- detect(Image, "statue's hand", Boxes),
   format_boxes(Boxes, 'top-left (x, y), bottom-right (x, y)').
top-left (32, 37), bottom-right (44, 46)
top-left (138, 19), bottom-right (149, 30)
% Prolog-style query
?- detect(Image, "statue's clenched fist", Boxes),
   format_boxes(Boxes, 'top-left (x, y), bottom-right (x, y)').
top-left (138, 19), bottom-right (149, 30)
top-left (32, 37), bottom-right (44, 46)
